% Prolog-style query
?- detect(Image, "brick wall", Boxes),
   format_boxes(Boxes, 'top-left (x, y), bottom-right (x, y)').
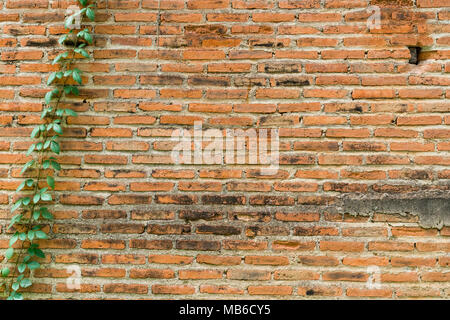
top-left (0, 0), bottom-right (449, 299)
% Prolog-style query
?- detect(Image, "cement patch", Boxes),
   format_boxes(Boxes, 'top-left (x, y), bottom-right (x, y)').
top-left (340, 192), bottom-right (450, 229)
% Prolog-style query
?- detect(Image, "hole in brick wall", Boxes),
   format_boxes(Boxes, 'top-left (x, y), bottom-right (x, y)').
top-left (408, 46), bottom-right (422, 65)
top-left (62, 33), bottom-right (88, 47)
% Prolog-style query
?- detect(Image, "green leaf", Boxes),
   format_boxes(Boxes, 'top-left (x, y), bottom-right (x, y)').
top-left (86, 7), bottom-right (95, 21)
top-left (53, 123), bottom-right (63, 135)
top-left (12, 282), bottom-right (19, 291)
top-left (41, 207), bottom-right (53, 220)
top-left (72, 69), bottom-right (82, 84)
top-left (84, 31), bottom-right (93, 44)
top-left (27, 261), bottom-right (40, 270)
top-left (45, 91), bottom-right (53, 105)
top-left (19, 232), bottom-right (26, 241)
top-left (9, 215), bottom-right (23, 230)
top-left (64, 15), bottom-right (75, 29)
top-left (22, 197), bottom-right (31, 206)
top-left (1, 267), bottom-right (10, 277)
top-left (41, 193), bottom-right (52, 202)
top-left (65, 109), bottom-right (78, 117)
top-left (11, 199), bottom-right (22, 213)
top-left (5, 248), bottom-right (14, 260)
top-left (51, 141), bottom-right (60, 154)
top-left (21, 160), bottom-right (35, 175)
top-left (52, 53), bottom-right (63, 65)
top-left (18, 263), bottom-right (26, 274)
top-left (27, 230), bottom-right (35, 241)
top-left (51, 160), bottom-right (61, 171)
top-left (9, 232), bottom-right (19, 247)
top-left (33, 210), bottom-right (40, 220)
top-left (43, 160), bottom-right (50, 169)
top-left (58, 34), bottom-right (68, 45)
top-left (16, 180), bottom-right (26, 192)
top-left (53, 129), bottom-right (61, 137)
top-left (20, 278), bottom-right (32, 288)
top-left (41, 107), bottom-right (51, 119)
top-left (27, 248), bottom-right (35, 256)
top-left (79, 0), bottom-right (88, 6)
top-left (31, 126), bottom-right (40, 139)
top-left (34, 249), bottom-right (45, 259)
top-left (52, 51), bottom-right (69, 65)
top-left (14, 292), bottom-right (23, 300)
top-left (74, 48), bottom-right (90, 59)
top-left (47, 72), bottom-right (57, 85)
top-left (71, 86), bottom-right (80, 96)
top-left (26, 143), bottom-right (35, 156)
top-left (47, 176), bottom-right (55, 189)
top-left (33, 193), bottom-right (41, 204)
top-left (36, 231), bottom-right (48, 239)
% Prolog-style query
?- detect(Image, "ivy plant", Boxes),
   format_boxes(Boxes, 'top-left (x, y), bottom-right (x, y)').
top-left (0, 0), bottom-right (96, 300)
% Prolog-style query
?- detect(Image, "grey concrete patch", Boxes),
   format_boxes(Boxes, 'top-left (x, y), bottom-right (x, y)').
top-left (339, 191), bottom-right (450, 229)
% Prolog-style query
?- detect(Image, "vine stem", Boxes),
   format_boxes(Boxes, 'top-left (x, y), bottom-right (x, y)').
top-left (4, 39), bottom-right (80, 298)
top-left (1, 0), bottom-right (96, 300)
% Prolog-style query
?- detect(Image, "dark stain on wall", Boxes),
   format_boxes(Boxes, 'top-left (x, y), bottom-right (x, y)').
top-left (340, 192), bottom-right (450, 229)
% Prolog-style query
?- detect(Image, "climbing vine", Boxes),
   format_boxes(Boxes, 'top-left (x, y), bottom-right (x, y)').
top-left (0, 0), bottom-right (96, 300)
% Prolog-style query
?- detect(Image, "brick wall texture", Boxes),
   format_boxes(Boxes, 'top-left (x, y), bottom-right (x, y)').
top-left (0, 0), bottom-right (449, 299)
